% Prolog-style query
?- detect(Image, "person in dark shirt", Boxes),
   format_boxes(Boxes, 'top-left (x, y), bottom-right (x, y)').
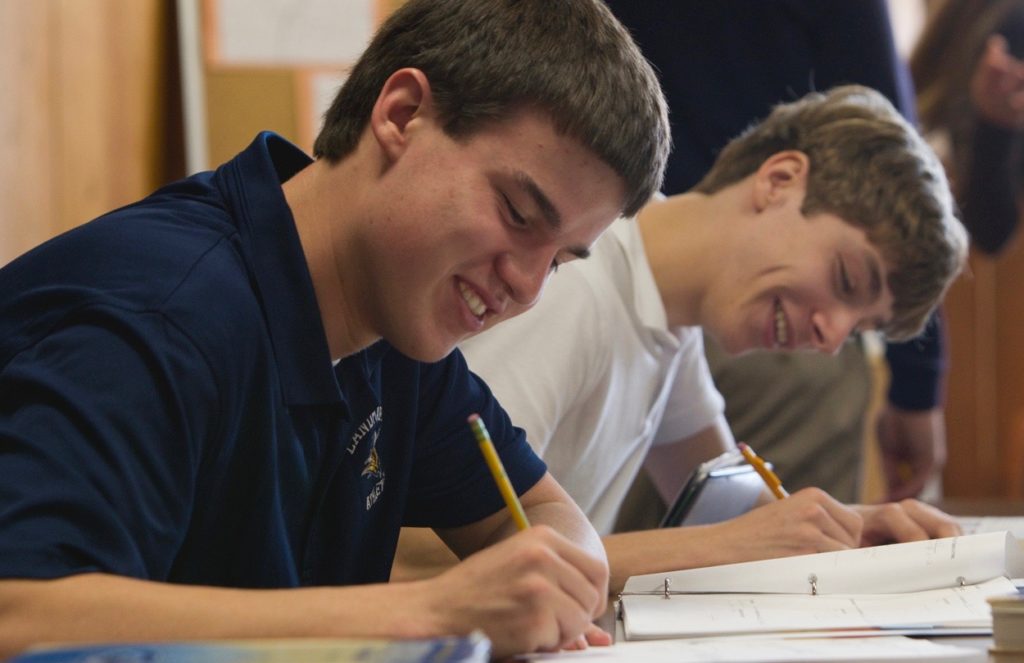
top-left (0, 0), bottom-right (670, 658)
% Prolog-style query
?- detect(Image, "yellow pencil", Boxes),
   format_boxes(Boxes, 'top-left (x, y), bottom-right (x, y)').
top-left (738, 442), bottom-right (789, 500)
top-left (468, 413), bottom-right (531, 530)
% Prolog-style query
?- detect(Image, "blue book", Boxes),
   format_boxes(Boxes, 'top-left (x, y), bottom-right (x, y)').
top-left (8, 632), bottom-right (490, 663)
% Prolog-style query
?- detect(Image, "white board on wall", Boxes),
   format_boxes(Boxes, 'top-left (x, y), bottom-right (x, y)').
top-left (210, 0), bottom-right (374, 66)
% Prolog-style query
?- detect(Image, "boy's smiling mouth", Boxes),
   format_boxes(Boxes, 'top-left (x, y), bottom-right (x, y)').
top-left (459, 280), bottom-right (488, 319)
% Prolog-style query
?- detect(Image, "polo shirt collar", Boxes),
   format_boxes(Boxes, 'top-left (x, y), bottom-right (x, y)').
top-left (216, 131), bottom-right (343, 407)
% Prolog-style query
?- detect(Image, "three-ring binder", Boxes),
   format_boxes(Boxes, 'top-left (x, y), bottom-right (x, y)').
top-left (618, 572), bottom-right (977, 599)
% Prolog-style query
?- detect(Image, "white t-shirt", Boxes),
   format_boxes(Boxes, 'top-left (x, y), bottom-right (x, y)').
top-left (460, 218), bottom-right (724, 534)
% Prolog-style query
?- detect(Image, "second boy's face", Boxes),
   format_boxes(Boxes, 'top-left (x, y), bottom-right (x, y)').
top-left (703, 209), bottom-right (895, 356)
top-left (356, 108), bottom-right (627, 362)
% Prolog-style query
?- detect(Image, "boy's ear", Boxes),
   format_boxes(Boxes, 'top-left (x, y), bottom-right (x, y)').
top-left (369, 68), bottom-right (435, 163)
top-left (751, 150), bottom-right (810, 212)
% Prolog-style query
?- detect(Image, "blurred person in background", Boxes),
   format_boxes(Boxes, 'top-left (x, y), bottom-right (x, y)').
top-left (912, 0), bottom-right (1024, 256)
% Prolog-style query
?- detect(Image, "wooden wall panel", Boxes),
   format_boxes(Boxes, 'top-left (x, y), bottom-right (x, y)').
top-left (945, 235), bottom-right (1024, 499)
top-left (994, 237), bottom-right (1024, 497)
top-left (0, 0), bottom-right (180, 267)
top-left (945, 258), bottom-right (996, 497)
top-left (0, 1), bottom-right (56, 265)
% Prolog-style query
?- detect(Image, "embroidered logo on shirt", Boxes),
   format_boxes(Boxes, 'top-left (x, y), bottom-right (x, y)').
top-left (347, 405), bottom-right (382, 455)
top-left (363, 444), bottom-right (386, 510)
top-left (350, 407), bottom-right (386, 511)
top-left (361, 440), bottom-right (382, 479)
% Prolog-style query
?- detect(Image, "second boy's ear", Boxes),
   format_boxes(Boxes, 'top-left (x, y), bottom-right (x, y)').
top-left (370, 68), bottom-right (436, 163)
top-left (751, 150), bottom-right (810, 212)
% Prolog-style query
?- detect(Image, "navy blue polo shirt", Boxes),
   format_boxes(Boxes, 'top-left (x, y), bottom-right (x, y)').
top-left (0, 132), bottom-right (546, 587)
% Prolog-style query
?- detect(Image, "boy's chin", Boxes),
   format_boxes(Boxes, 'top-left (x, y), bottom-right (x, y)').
top-left (707, 330), bottom-right (751, 357)
top-left (389, 333), bottom-right (459, 364)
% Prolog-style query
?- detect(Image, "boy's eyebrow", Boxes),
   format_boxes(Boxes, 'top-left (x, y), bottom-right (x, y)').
top-left (512, 170), bottom-right (591, 260)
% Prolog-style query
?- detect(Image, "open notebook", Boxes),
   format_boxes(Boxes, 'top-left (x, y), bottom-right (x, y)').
top-left (619, 531), bottom-right (1024, 641)
top-left (958, 515), bottom-right (1024, 538)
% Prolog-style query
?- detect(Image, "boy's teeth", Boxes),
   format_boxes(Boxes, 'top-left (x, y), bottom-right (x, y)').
top-left (774, 300), bottom-right (788, 345)
top-left (459, 282), bottom-right (486, 317)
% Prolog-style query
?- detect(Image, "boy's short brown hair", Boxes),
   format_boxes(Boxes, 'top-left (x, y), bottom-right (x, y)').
top-left (694, 85), bottom-right (967, 340)
top-left (313, 0), bottom-right (670, 217)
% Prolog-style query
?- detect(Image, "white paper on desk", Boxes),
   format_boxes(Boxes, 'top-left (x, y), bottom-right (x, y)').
top-left (957, 515), bottom-right (1024, 540)
top-left (520, 635), bottom-right (983, 662)
top-left (623, 531), bottom-right (1024, 596)
top-left (621, 575), bottom-right (1016, 640)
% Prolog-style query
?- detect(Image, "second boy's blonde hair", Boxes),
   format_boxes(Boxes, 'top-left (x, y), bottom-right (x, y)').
top-left (694, 85), bottom-right (967, 340)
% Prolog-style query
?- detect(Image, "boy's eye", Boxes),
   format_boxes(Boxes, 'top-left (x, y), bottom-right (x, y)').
top-left (550, 259), bottom-right (560, 274)
top-left (502, 194), bottom-right (527, 227)
top-left (838, 258), bottom-right (854, 295)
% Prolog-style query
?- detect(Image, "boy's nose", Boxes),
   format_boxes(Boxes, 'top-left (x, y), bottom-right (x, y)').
top-left (810, 308), bottom-right (858, 355)
top-left (498, 248), bottom-right (555, 308)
